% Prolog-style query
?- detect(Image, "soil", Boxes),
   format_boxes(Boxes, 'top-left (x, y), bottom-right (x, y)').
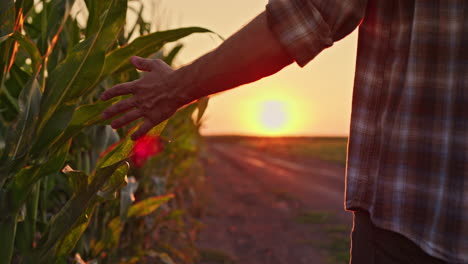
top-left (196, 138), bottom-right (353, 264)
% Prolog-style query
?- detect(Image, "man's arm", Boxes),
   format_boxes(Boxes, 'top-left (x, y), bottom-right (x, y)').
top-left (100, 11), bottom-right (293, 140)
top-left (172, 11), bottom-right (294, 100)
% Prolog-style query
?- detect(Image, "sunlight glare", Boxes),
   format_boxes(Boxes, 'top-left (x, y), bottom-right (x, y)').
top-left (259, 101), bottom-right (288, 130)
top-left (239, 82), bottom-right (309, 137)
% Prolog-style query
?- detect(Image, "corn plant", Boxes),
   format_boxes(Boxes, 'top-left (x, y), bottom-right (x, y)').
top-left (0, 0), bottom-right (212, 263)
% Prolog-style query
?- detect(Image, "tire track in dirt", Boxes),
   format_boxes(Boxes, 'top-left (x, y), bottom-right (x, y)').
top-left (196, 140), bottom-right (353, 264)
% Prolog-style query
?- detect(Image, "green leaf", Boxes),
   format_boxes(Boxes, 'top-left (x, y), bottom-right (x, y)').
top-left (155, 253), bottom-right (176, 264)
top-left (0, 0), bottom-right (15, 43)
top-left (1, 64), bottom-right (31, 122)
top-left (53, 98), bottom-right (119, 144)
top-left (0, 83), bottom-right (19, 122)
top-left (124, 4), bottom-right (144, 43)
top-left (31, 103), bottom-right (76, 156)
top-left (15, 0), bottom-right (34, 18)
top-left (63, 18), bottom-right (81, 54)
top-left (90, 0), bottom-right (127, 53)
top-left (97, 162), bottom-right (129, 200)
top-left (6, 143), bottom-right (69, 212)
top-left (101, 27), bottom-right (212, 79)
top-left (37, 0), bottom-right (75, 54)
top-left (4, 73), bottom-right (42, 161)
top-left (39, 43), bottom-right (105, 131)
top-left (5, 165), bottom-right (38, 212)
top-left (92, 194), bottom-right (172, 255)
top-left (196, 97), bottom-right (209, 125)
top-left (5, 64), bottom-right (30, 98)
top-left (127, 194), bottom-right (173, 218)
top-left (0, 210), bottom-right (18, 264)
top-left (93, 125), bottom-right (120, 155)
top-left (53, 205), bottom-right (94, 264)
top-left (84, 0), bottom-right (110, 38)
top-left (9, 32), bottom-right (43, 72)
top-left (63, 165), bottom-right (88, 195)
top-left (91, 216), bottom-right (122, 256)
top-left (32, 160), bottom-right (128, 263)
top-left (163, 44), bottom-right (183, 66)
top-left (38, 0), bottom-right (127, 135)
top-left (120, 176), bottom-right (138, 222)
top-left (15, 182), bottom-right (40, 255)
top-left (97, 120), bottom-right (168, 169)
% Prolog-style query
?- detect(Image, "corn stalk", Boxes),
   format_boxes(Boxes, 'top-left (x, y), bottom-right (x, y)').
top-left (0, 0), bottom-right (213, 263)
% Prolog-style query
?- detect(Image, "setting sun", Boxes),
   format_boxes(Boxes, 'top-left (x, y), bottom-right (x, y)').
top-left (259, 100), bottom-right (288, 132)
top-left (234, 82), bottom-right (309, 137)
top-left (161, 1), bottom-right (357, 137)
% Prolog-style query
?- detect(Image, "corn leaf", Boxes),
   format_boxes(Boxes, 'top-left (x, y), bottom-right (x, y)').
top-left (14, 0), bottom-right (34, 18)
top-left (15, 181), bottom-right (40, 255)
top-left (92, 194), bottom-right (173, 255)
top-left (97, 120), bottom-right (168, 169)
top-left (0, 143), bottom-right (69, 264)
top-left (53, 163), bottom-right (129, 263)
top-left (0, 0), bottom-right (15, 43)
top-left (3, 166), bottom-right (37, 213)
top-left (38, 0), bottom-right (127, 136)
top-left (97, 163), bottom-right (129, 200)
top-left (92, 125), bottom-right (120, 158)
top-left (39, 90), bottom-right (114, 157)
top-left (32, 160), bottom-right (128, 263)
top-left (101, 27), bottom-right (212, 79)
top-left (0, 65), bottom-right (29, 122)
top-left (44, 98), bottom-right (121, 157)
top-left (163, 44), bottom-right (183, 66)
top-left (127, 194), bottom-right (173, 218)
top-left (38, 43), bottom-right (105, 132)
top-left (4, 73), bottom-right (42, 162)
top-left (31, 103), bottom-right (76, 155)
top-left (53, 205), bottom-right (94, 264)
top-left (155, 253), bottom-right (176, 264)
top-left (5, 65), bottom-right (29, 99)
top-left (91, 216), bottom-right (122, 256)
top-left (119, 176), bottom-right (138, 221)
top-left (84, 0), bottom-right (110, 38)
top-left (9, 32), bottom-right (41, 72)
top-left (37, 0), bottom-right (75, 55)
top-left (63, 18), bottom-right (81, 54)
top-left (7, 143), bottom-right (70, 212)
top-left (196, 97), bottom-right (209, 125)
top-left (63, 166), bottom-right (88, 195)
top-left (0, 33), bottom-right (40, 122)
top-left (0, 210), bottom-right (18, 264)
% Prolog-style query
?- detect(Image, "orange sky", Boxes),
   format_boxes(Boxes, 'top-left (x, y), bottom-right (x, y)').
top-left (143, 0), bottom-right (358, 137)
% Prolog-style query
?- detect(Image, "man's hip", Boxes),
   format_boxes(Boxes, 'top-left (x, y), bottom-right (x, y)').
top-left (350, 210), bottom-right (446, 264)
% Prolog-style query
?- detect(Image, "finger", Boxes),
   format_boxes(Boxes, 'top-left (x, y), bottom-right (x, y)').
top-left (131, 121), bottom-right (154, 141)
top-left (130, 56), bottom-right (154, 72)
top-left (102, 97), bottom-right (138, 120)
top-left (110, 109), bottom-right (142, 129)
top-left (100, 81), bottom-right (136, 101)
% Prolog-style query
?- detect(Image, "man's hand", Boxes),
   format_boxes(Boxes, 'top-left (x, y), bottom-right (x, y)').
top-left (100, 56), bottom-right (185, 140)
top-left (100, 12), bottom-right (292, 140)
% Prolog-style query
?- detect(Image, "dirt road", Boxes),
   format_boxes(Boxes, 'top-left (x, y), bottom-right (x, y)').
top-left (196, 139), bottom-right (353, 264)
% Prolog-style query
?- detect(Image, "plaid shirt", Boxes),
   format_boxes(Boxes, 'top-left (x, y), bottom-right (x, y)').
top-left (266, 0), bottom-right (468, 263)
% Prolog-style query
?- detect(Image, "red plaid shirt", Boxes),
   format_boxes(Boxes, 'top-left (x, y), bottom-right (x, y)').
top-left (266, 0), bottom-right (468, 262)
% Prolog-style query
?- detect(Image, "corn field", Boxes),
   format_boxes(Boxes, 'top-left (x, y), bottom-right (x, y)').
top-left (0, 0), bottom-right (212, 263)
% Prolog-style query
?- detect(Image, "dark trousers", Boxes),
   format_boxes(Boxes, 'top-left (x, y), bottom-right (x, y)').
top-left (350, 210), bottom-right (446, 264)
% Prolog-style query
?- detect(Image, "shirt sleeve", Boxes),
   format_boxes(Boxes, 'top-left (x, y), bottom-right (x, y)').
top-left (266, 0), bottom-right (368, 67)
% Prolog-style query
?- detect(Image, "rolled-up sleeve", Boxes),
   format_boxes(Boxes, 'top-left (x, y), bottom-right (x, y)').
top-left (266, 0), bottom-right (367, 67)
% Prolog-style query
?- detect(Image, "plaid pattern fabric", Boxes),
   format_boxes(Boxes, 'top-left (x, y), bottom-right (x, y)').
top-left (266, 0), bottom-right (468, 263)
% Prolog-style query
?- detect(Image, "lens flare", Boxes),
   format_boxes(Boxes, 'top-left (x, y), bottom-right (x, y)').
top-left (131, 135), bottom-right (163, 168)
top-left (238, 83), bottom-right (307, 137)
top-left (259, 101), bottom-right (288, 131)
